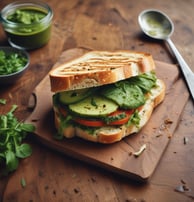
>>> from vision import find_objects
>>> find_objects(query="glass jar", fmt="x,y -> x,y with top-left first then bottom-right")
0,0 -> 53,50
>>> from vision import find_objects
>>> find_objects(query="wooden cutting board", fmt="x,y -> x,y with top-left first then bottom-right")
26,48 -> 189,181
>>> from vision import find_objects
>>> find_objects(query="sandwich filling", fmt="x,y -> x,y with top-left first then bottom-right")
53,71 -> 158,139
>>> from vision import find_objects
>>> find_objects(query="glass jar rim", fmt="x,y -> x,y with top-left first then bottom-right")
0,0 -> 53,26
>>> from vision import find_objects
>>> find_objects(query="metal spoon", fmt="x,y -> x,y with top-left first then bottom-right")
138,9 -> 194,101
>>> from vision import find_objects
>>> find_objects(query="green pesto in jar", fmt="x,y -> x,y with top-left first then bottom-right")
7,9 -> 46,24
5,8 -> 51,49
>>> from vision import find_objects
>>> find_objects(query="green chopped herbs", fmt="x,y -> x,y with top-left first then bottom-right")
90,97 -> 98,107
0,105 -> 35,175
0,50 -> 27,75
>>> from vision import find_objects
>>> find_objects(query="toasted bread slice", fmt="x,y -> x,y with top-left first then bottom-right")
53,79 -> 165,144
49,51 -> 155,93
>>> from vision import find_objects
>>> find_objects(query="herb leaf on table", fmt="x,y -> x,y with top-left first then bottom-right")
0,105 -> 35,175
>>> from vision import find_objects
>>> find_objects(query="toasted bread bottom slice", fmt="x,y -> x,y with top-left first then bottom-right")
54,79 -> 165,144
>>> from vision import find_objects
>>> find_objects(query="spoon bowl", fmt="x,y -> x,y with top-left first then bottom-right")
138,9 -> 174,40
138,9 -> 194,102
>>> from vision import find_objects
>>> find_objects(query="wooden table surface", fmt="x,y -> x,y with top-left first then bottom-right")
1,0 -> 194,201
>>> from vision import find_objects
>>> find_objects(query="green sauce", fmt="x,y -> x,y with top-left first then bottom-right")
7,9 -> 46,24
145,16 -> 171,38
5,25 -> 51,49
5,8 -> 52,49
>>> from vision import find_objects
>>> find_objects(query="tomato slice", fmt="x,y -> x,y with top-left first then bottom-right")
59,107 -> 139,127
74,109 -> 135,127
74,118 -> 105,127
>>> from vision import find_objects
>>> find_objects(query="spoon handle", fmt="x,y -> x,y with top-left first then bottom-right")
166,38 -> 194,102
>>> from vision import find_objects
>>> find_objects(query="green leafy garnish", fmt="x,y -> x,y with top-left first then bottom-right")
101,83 -> 145,109
126,110 -> 141,127
90,97 -> 98,107
54,115 -> 72,140
101,71 -> 157,109
128,71 -> 157,93
0,105 -> 35,175
103,112 -> 126,124
0,50 -> 27,75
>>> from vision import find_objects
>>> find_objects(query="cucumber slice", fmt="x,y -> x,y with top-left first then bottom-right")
59,88 -> 92,104
69,95 -> 118,117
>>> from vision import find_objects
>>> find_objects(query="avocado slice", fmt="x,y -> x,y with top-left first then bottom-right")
59,88 -> 93,104
69,95 -> 118,117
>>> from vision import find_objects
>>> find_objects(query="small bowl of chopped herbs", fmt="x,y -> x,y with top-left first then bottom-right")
0,46 -> 30,84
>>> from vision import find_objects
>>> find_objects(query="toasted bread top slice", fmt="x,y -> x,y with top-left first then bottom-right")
49,50 -> 155,93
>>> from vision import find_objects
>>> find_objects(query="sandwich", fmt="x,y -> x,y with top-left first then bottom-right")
49,50 -> 165,144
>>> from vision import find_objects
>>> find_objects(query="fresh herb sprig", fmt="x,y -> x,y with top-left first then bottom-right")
0,50 -> 27,75
0,105 -> 35,175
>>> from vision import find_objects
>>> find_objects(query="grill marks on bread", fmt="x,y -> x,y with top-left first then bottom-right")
49,51 -> 155,92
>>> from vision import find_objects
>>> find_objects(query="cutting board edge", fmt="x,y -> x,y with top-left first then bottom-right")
31,132 -> 152,182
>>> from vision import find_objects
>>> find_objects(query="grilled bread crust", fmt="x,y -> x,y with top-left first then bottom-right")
49,51 -> 155,93
53,79 -> 165,144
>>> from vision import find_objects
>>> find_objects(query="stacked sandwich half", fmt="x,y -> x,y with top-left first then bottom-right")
49,51 -> 165,144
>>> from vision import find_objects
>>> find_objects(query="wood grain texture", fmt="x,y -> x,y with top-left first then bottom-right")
1,0 -> 194,201
22,48 -> 189,182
